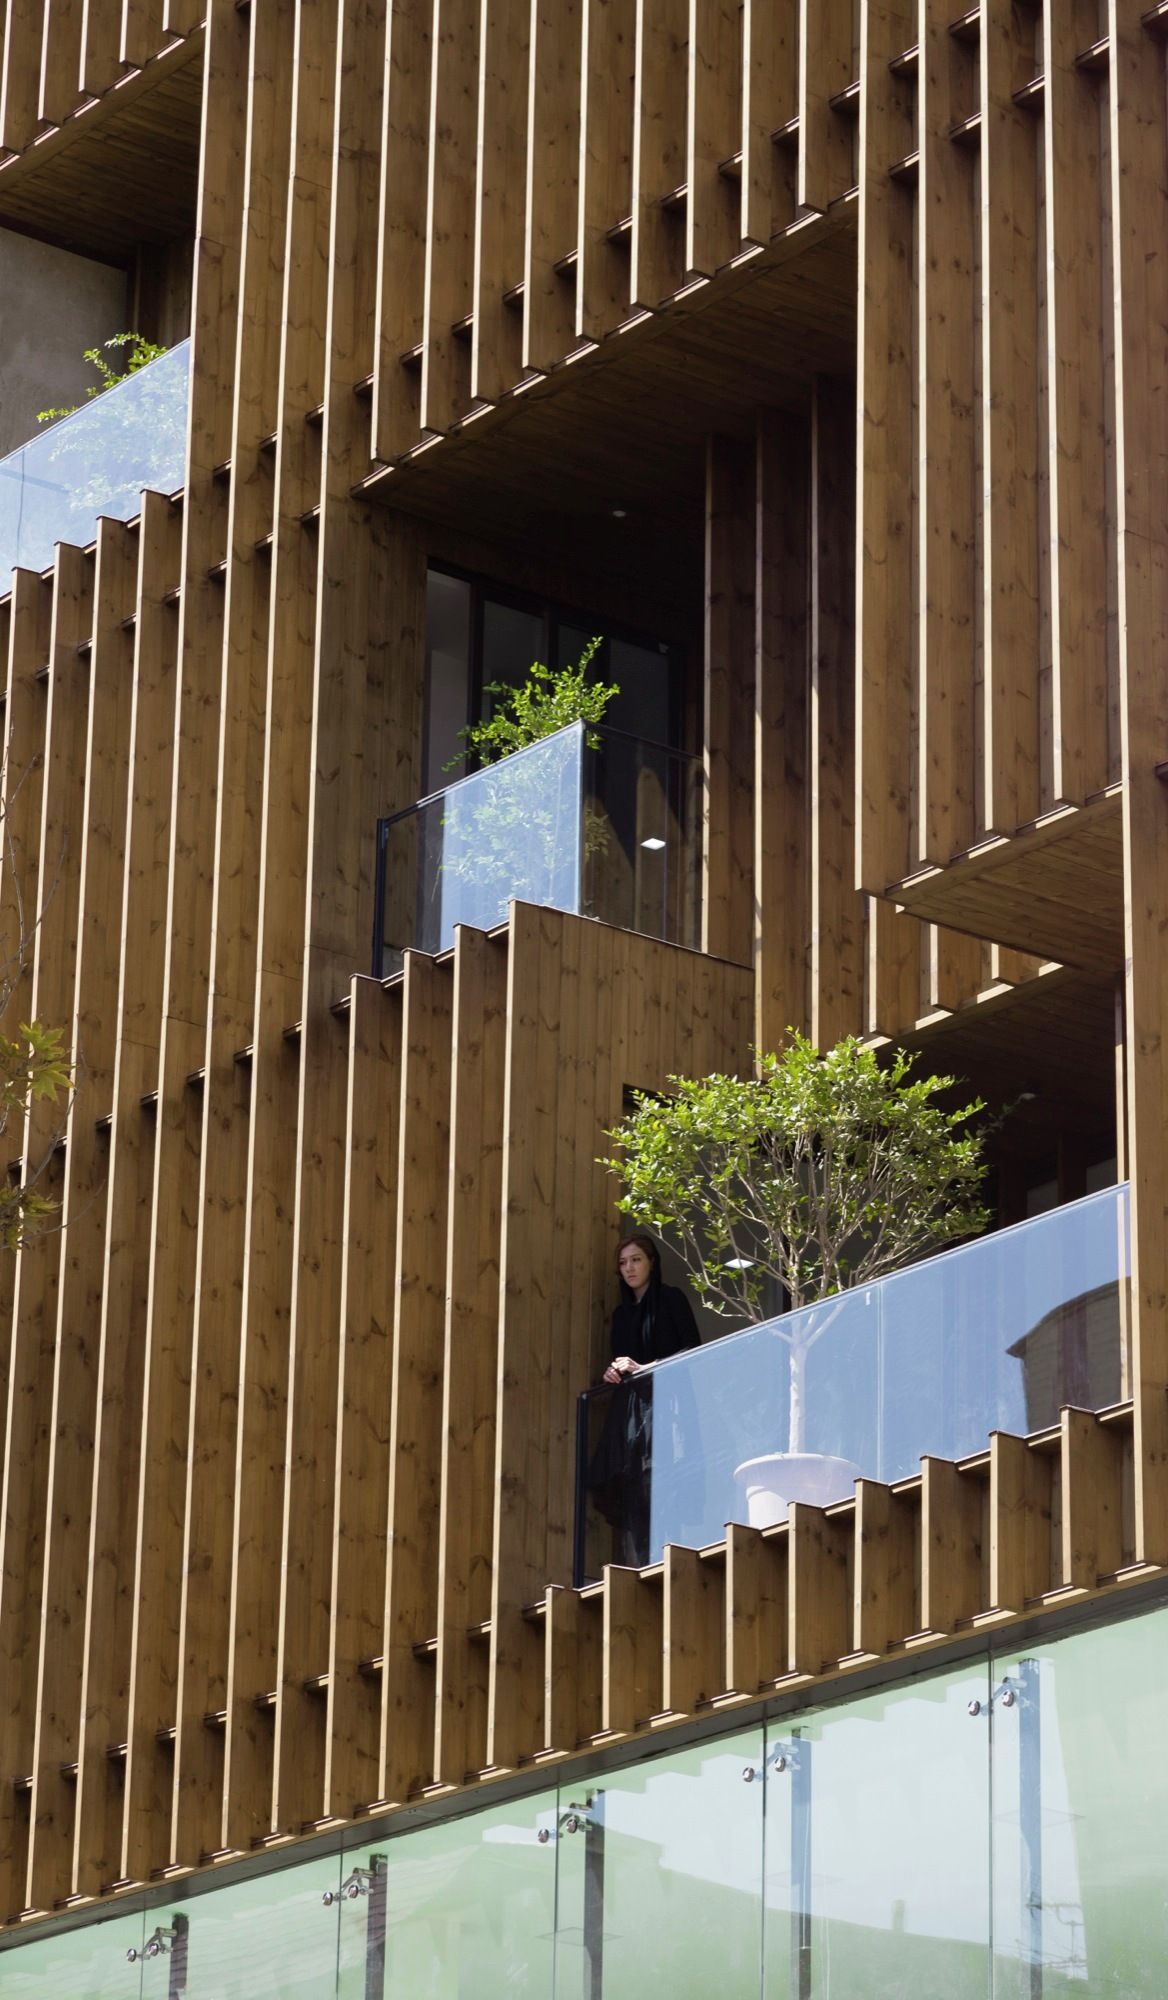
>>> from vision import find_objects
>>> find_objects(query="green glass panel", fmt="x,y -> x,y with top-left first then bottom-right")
0,1907 -> 145,1998
553,1727 -> 764,2000
763,1664 -> 992,1998
992,1605 -> 1168,1997
379,1788 -> 558,1999
154,1849 -> 344,1998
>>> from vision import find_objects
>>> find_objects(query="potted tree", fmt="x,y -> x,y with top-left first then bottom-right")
602,1033 -> 989,1522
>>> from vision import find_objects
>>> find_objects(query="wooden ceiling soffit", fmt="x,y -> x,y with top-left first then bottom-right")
0,32 -> 204,263
357,205 -> 857,538
889,788 -> 1124,974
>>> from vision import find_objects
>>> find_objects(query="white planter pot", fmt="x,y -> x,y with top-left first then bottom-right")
732,1451 -> 863,1528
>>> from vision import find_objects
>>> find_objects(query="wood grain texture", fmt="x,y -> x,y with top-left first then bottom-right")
0,0 -> 1158,1933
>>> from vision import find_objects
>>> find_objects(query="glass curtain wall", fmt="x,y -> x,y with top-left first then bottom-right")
4,1601 -> 1167,1997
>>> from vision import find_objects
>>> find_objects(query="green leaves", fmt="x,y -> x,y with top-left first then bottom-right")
38,331 -> 168,423
601,1032 -> 990,1327
0,1022 -> 72,1251
455,638 -> 618,765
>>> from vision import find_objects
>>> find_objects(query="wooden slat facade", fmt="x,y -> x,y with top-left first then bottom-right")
0,0 -> 1163,1929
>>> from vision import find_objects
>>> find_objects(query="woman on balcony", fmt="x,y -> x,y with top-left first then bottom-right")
588,1234 -> 701,1567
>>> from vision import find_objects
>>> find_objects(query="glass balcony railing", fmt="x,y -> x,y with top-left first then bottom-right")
0,339 -> 190,583
372,719 -> 702,974
576,1182 -> 1130,1582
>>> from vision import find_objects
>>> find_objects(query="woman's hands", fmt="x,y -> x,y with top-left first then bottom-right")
603,1356 -> 641,1384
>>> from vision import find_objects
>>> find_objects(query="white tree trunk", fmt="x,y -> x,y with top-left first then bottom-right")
788,1335 -> 809,1455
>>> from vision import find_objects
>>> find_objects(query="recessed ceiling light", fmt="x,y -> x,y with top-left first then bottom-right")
612,506 -> 627,519
640,836 -> 666,851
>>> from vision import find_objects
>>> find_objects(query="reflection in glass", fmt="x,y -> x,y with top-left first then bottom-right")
993,1607 -> 1168,1996
157,1849 -> 346,1999
554,1731 -> 764,2000
0,1906 -> 145,1998
577,1185 -> 1129,1580
763,1669 -> 991,1998
378,1790 -> 558,1998
0,342 -> 190,581
374,721 -> 701,974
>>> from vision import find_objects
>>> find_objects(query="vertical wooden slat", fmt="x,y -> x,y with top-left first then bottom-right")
1042,1 -> 1109,806
419,0 -> 480,436
725,1520 -> 785,1692
703,433 -> 755,968
0,568 -> 53,1918
72,499 -> 180,1902
787,1503 -> 850,1676
685,0 -> 740,277
1060,1408 -> 1124,1591
123,0 -> 248,1876
120,0 -> 162,68
487,905 -> 563,1771
797,0 -> 853,214
377,953 -> 452,1803
809,379 -> 860,1044
27,533 -> 132,1916
741,0 -> 797,246
38,0 -> 85,125
433,929 -> 506,1787
852,1479 -> 915,1655
601,1564 -> 661,1733
471,0 -> 528,400
80,0 -> 126,97
576,0 -> 633,343
522,0 -> 581,370
662,1544 -> 722,1713
170,0 -> 294,1872
917,0 -> 976,868
372,0 -> 432,460
0,0 -> 46,152
1110,0 -> 1168,1568
7,547 -> 95,1912
855,0 -> 915,895
323,982 -> 401,1819
629,0 -> 686,310
979,0 -> 1040,836
920,1457 -> 983,1633
988,1431 -> 1052,1612
755,408 -> 810,1049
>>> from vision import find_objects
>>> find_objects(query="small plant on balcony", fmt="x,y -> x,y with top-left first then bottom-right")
438,641 -> 618,919
37,331 -> 168,422
455,637 -> 617,764
32,333 -> 184,531
601,1033 -> 989,1464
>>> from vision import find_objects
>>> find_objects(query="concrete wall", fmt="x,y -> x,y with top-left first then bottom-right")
0,228 -> 130,458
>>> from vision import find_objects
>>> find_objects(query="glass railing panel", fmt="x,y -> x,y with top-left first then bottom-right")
877,1180 -> 1129,1480
554,1727 -> 765,2000
372,1786 -> 559,1997
576,1185 -> 1129,1579
151,1849 -> 346,1999
763,1663 -> 992,1998
0,1905 -> 146,1997
580,726 -> 702,950
0,340 -> 190,583
375,724 -> 585,971
373,721 -> 702,974
990,1602 -> 1168,1997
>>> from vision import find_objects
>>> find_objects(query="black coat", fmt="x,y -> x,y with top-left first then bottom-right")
609,1274 -> 701,1370
586,1274 -> 704,1569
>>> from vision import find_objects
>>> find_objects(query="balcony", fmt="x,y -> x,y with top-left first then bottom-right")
576,1184 -> 1129,1582
0,338 -> 190,582
372,719 -> 701,974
